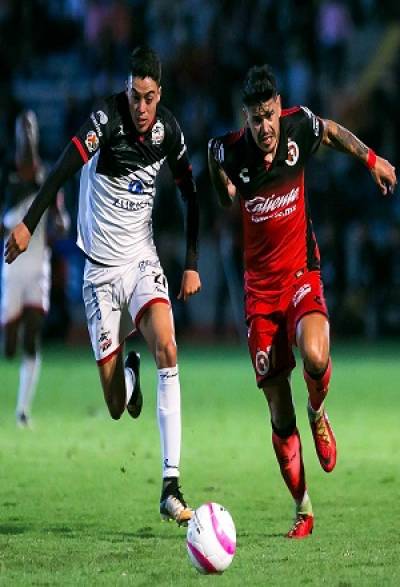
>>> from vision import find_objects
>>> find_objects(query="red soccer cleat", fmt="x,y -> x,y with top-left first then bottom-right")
286,514 -> 314,539
308,407 -> 337,473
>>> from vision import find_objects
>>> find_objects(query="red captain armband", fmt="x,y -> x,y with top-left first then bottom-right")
366,148 -> 377,170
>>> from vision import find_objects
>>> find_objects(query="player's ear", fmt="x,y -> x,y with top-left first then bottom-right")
276,94 -> 282,115
242,106 -> 249,124
158,85 -> 162,102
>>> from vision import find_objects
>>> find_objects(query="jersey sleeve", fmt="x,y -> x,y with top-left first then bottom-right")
164,114 -> 192,181
71,98 -> 115,163
298,106 -> 324,156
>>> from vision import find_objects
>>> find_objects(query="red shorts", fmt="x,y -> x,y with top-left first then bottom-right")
245,270 -> 329,387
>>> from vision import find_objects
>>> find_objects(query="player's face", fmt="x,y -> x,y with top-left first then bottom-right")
126,76 -> 161,133
245,95 -> 282,155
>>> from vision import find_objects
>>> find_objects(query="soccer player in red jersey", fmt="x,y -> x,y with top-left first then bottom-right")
208,65 -> 397,539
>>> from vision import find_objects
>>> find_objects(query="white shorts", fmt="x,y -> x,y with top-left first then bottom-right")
0,251 -> 51,326
83,255 -> 170,363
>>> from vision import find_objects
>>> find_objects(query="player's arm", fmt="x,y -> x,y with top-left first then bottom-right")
4,143 -> 83,263
321,119 -> 397,196
166,116 -> 201,301
208,139 -> 237,207
175,169 -> 202,301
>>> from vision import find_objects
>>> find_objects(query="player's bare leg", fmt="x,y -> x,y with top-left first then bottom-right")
97,350 -> 127,420
297,313 -> 337,472
14,308 -> 43,427
263,373 -> 313,538
139,302 -> 192,525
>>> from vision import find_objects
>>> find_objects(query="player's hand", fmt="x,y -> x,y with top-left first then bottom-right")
178,270 -> 201,301
4,222 -> 32,264
371,156 -> 397,196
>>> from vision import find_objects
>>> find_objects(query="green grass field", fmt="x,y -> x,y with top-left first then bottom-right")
0,341 -> 399,586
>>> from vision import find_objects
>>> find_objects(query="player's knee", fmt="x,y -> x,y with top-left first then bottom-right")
303,347 -> 328,376
155,338 -> 177,368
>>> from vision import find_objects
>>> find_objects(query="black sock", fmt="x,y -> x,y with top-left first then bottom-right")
271,418 -> 296,439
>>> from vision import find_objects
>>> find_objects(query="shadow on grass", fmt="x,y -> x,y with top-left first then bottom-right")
0,525 -> 27,535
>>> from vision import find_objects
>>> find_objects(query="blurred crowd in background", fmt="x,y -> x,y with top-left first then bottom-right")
1,0 -> 400,342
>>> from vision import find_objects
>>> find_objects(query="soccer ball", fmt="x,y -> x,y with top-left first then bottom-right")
186,502 -> 236,574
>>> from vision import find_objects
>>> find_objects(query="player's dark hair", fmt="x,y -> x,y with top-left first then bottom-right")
129,46 -> 162,85
242,65 -> 278,107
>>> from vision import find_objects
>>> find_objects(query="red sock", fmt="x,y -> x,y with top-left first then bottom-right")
304,357 -> 332,411
272,428 -> 306,502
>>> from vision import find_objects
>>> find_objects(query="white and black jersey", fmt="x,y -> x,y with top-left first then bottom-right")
23,92 -> 199,271
2,169 -> 48,262
72,93 -> 192,266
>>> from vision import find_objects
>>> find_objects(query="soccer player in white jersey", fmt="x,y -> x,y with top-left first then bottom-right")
1,110 -> 69,427
5,47 -> 201,525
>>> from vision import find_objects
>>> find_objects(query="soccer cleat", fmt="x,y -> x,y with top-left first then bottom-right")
16,412 -> 31,428
286,513 -> 314,539
160,477 -> 193,526
125,351 -> 143,419
308,404 -> 337,473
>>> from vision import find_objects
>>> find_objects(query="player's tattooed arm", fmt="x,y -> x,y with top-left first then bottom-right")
208,139 -> 237,207
321,119 -> 397,195
321,119 -> 368,160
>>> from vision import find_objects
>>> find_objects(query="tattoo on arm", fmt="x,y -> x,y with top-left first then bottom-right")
323,119 -> 368,162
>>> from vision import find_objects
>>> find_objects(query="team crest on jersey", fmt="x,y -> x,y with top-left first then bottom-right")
128,179 -> 144,194
285,140 -> 299,167
85,130 -> 99,153
255,348 -> 270,376
285,140 -> 299,166
151,120 -> 165,145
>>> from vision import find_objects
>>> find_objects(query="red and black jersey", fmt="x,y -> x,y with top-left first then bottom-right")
212,106 -> 323,293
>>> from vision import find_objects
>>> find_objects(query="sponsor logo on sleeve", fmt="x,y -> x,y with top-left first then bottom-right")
151,120 -> 165,145
90,110 -> 109,138
212,139 -> 225,164
96,110 -> 108,124
301,106 -> 320,136
85,130 -> 99,153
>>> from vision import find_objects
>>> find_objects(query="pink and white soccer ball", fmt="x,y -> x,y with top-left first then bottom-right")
186,502 -> 236,574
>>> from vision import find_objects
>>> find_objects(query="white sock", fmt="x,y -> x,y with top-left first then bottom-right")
296,491 -> 313,516
16,354 -> 41,417
157,365 -> 181,479
124,367 -> 136,405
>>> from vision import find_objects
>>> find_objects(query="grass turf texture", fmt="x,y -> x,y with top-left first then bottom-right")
0,341 -> 399,586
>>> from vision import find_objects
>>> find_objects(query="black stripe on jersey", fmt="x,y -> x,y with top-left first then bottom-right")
304,192 -> 320,271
